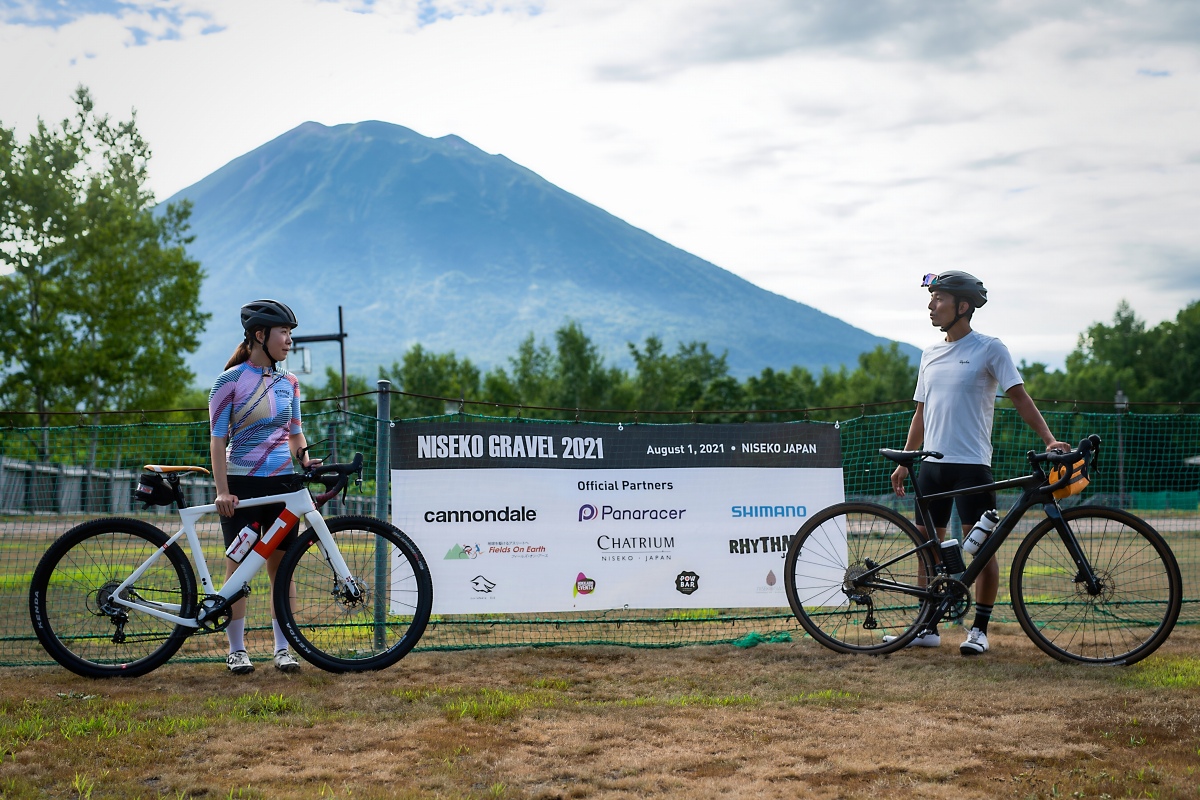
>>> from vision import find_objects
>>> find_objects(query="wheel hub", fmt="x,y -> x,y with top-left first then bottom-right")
1075,570 -> 1115,604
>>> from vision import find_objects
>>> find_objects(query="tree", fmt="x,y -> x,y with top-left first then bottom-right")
551,321 -> 630,412
801,343 -> 916,420
629,336 -> 731,412
0,87 -> 207,442
384,343 -> 482,418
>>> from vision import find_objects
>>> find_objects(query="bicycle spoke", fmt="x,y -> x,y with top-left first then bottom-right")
1011,507 -> 1181,665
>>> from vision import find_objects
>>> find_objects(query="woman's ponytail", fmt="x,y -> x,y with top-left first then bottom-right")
225,338 -> 252,369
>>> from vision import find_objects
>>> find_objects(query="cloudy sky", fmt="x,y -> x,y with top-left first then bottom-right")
3,0 -> 1198,369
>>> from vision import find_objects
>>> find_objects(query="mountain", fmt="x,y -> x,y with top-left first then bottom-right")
164,120 -> 918,386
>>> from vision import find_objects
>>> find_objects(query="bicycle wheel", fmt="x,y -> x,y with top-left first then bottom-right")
784,502 -> 936,654
275,515 -> 433,673
29,518 -> 198,678
1011,507 -> 1182,665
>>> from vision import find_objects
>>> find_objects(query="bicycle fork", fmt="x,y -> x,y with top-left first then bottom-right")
305,511 -> 368,606
1044,504 -> 1104,596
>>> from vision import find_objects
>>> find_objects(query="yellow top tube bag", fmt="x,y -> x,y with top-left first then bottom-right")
1048,458 -> 1090,499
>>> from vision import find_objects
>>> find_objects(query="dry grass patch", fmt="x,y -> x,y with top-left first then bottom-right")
0,624 -> 1197,798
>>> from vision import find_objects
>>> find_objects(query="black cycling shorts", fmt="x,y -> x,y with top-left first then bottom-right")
220,474 -> 303,552
914,462 -> 996,531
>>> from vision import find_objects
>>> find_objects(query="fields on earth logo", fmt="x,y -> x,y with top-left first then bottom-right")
573,572 -> 596,597
444,543 -> 481,560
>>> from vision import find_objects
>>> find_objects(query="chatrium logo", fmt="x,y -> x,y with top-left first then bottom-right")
573,572 -> 596,597
578,504 -> 598,522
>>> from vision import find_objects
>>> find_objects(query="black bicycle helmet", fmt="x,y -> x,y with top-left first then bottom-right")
240,299 -> 298,331
921,271 -> 988,308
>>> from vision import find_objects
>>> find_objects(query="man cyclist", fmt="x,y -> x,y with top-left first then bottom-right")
889,271 -> 1069,655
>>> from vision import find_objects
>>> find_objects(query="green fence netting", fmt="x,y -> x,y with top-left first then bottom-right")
2,408 -> 1196,665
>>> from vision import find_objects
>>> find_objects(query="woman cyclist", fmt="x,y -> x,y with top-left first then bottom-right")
209,299 -> 321,674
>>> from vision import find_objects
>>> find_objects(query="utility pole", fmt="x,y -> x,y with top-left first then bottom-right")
1114,384 -> 1128,507
292,306 -> 349,413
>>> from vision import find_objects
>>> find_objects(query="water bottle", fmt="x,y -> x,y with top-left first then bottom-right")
939,538 -> 966,574
963,509 -> 1000,556
225,522 -> 260,563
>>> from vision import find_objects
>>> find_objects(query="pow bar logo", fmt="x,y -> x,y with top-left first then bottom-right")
675,571 -> 700,596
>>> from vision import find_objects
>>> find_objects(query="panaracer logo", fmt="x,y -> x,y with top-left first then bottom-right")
444,543 -> 481,560
471,575 -> 496,593
578,504 -> 687,521
675,571 -> 699,595
573,573 -> 596,597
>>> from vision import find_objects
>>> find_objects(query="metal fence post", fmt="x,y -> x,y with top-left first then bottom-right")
374,379 -> 392,648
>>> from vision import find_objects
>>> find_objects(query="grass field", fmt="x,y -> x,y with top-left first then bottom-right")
2,511 -> 1199,798
1,626 -> 1198,799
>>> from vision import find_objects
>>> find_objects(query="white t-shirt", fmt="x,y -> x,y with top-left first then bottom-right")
913,331 -> 1023,466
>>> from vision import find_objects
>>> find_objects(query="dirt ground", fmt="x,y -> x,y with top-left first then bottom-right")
2,624 -> 1198,800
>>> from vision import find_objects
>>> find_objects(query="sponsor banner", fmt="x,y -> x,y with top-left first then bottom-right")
392,423 -> 843,613
391,421 -> 841,470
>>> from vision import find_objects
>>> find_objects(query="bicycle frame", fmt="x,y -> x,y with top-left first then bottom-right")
105,488 -> 361,628
864,462 -> 1102,603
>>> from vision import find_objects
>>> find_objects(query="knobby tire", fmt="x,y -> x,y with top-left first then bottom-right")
275,515 -> 433,673
28,518 -> 198,678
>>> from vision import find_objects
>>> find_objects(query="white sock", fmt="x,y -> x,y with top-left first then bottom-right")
271,619 -> 289,652
227,618 -> 246,654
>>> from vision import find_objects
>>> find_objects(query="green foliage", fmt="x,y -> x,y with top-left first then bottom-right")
371,322 -> 918,424
383,343 -> 483,418
0,86 -> 208,440
1022,299 -> 1200,407
302,366 -> 376,416
373,325 -> 920,422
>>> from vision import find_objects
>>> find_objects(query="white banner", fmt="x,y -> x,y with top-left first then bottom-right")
391,422 -> 843,614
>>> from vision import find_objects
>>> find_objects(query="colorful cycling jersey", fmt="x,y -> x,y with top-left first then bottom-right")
209,362 -> 302,477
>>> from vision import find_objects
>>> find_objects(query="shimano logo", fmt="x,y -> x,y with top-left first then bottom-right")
731,504 -> 806,519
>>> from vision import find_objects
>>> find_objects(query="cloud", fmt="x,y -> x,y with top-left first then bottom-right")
594,0 -> 1200,82
1126,245 -> 1200,294
1,0 -> 217,47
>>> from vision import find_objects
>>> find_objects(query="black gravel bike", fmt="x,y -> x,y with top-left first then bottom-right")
784,435 -> 1181,665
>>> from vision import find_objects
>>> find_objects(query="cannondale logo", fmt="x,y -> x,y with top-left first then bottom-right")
578,504 -> 598,522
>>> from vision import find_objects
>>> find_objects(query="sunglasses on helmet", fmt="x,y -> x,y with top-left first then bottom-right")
920,273 -> 939,287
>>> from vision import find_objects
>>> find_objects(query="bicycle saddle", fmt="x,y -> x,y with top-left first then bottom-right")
878,449 -> 944,466
142,465 -> 212,475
